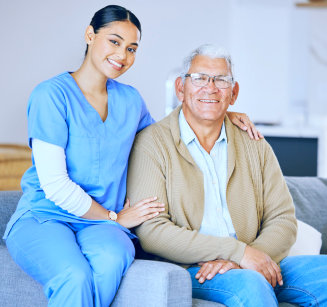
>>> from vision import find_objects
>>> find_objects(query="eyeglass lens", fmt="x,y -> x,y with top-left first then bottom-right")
191,74 -> 231,89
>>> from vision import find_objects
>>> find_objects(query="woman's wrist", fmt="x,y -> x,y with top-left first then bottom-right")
107,210 -> 117,221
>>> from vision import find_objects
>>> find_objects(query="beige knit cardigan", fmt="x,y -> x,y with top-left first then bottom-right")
127,106 -> 297,265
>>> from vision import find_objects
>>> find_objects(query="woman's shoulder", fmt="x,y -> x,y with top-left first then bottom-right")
28,72 -> 72,111
109,79 -> 141,97
32,72 -> 71,96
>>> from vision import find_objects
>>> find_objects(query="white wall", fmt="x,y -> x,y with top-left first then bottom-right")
1,0 -> 326,146
0,0 -> 231,144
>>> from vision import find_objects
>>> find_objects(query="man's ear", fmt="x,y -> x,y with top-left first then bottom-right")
85,25 -> 95,45
230,81 -> 239,106
175,77 -> 185,102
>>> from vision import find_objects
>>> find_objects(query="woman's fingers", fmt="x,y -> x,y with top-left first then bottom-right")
249,123 -> 263,141
233,112 -> 264,141
123,198 -> 130,209
140,205 -> 165,216
238,115 -> 256,140
133,196 -> 158,208
230,115 -> 249,132
117,196 -> 166,228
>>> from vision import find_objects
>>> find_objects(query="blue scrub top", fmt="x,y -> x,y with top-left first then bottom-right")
4,72 -> 154,239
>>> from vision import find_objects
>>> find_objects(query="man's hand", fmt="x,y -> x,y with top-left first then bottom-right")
240,245 -> 283,287
195,260 -> 240,284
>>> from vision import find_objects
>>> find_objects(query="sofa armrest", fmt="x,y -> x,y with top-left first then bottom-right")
111,259 -> 192,307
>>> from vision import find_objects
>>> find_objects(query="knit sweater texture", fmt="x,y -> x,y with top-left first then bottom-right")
127,106 -> 297,265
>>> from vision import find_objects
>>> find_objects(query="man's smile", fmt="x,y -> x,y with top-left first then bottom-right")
198,99 -> 220,103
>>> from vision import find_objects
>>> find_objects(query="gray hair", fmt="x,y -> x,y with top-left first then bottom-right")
181,44 -> 234,81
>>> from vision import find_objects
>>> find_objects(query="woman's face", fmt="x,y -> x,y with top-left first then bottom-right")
85,21 -> 140,79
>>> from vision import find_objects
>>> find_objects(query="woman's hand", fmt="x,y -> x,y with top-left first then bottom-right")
227,111 -> 264,140
195,259 -> 241,283
116,197 -> 165,229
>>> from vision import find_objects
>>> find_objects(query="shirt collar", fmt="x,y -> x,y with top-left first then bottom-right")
179,109 -> 196,146
179,109 -> 228,146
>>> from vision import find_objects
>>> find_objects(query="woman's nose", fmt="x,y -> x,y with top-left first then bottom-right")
116,47 -> 127,60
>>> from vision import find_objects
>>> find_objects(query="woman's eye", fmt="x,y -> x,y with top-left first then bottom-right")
127,47 -> 137,54
110,40 -> 119,46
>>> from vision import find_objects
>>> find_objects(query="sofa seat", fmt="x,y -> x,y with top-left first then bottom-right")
1,176 -> 327,306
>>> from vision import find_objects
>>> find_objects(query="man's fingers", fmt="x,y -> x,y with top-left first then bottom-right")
272,262 -> 283,286
266,265 -> 278,288
218,261 -> 237,274
198,263 -> 214,282
208,262 -> 225,278
262,268 -> 273,286
196,261 -> 238,283
195,265 -> 206,280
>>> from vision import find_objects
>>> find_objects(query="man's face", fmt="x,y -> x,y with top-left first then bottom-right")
176,55 -> 238,127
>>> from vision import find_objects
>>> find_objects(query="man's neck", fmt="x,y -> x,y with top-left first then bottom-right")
185,116 -> 224,153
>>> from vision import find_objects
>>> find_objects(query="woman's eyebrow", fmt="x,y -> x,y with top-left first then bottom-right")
109,33 -> 138,46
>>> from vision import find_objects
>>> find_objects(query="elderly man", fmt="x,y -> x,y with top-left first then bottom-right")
127,44 -> 327,306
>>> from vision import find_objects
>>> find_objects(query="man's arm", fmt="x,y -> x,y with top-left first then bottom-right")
237,139 -> 297,287
248,140 -> 297,263
127,135 -> 246,265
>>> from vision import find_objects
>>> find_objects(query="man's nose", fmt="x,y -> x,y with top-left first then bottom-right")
205,78 -> 219,92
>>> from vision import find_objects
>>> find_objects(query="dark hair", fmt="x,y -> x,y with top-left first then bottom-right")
85,5 -> 141,56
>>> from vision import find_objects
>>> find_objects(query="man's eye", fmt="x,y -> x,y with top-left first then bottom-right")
193,75 -> 206,81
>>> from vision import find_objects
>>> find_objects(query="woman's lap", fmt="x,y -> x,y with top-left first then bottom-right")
6,215 -> 135,306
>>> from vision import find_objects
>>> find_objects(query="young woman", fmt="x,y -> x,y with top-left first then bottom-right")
4,5 -> 262,307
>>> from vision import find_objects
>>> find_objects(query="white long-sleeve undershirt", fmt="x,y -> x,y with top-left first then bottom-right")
32,138 -> 92,217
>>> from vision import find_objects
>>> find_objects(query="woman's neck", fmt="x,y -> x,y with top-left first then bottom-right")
72,61 -> 108,96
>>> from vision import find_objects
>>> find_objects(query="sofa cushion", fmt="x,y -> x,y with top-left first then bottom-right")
0,245 -> 47,307
0,191 -> 22,246
285,176 -> 327,254
288,220 -> 322,256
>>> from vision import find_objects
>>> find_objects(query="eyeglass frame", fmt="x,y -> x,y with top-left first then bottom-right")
183,73 -> 234,89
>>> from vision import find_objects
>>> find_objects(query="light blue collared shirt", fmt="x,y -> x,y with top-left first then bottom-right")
179,110 -> 236,238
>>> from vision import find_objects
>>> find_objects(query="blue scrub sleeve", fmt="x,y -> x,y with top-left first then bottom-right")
27,82 -> 68,149
135,90 -> 155,133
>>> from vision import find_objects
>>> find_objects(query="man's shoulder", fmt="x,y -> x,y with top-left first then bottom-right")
134,112 -> 174,149
225,116 -> 272,166
226,117 -> 268,150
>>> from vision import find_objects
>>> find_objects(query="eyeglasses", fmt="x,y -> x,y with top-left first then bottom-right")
184,73 -> 234,89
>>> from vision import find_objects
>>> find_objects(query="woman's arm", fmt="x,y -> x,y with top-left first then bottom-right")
227,111 -> 263,140
33,138 -> 93,216
32,138 -> 164,227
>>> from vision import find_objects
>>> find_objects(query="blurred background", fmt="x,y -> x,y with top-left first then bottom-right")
0,0 -> 326,184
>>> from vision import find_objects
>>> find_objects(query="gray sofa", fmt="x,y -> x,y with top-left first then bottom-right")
1,177 -> 327,307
